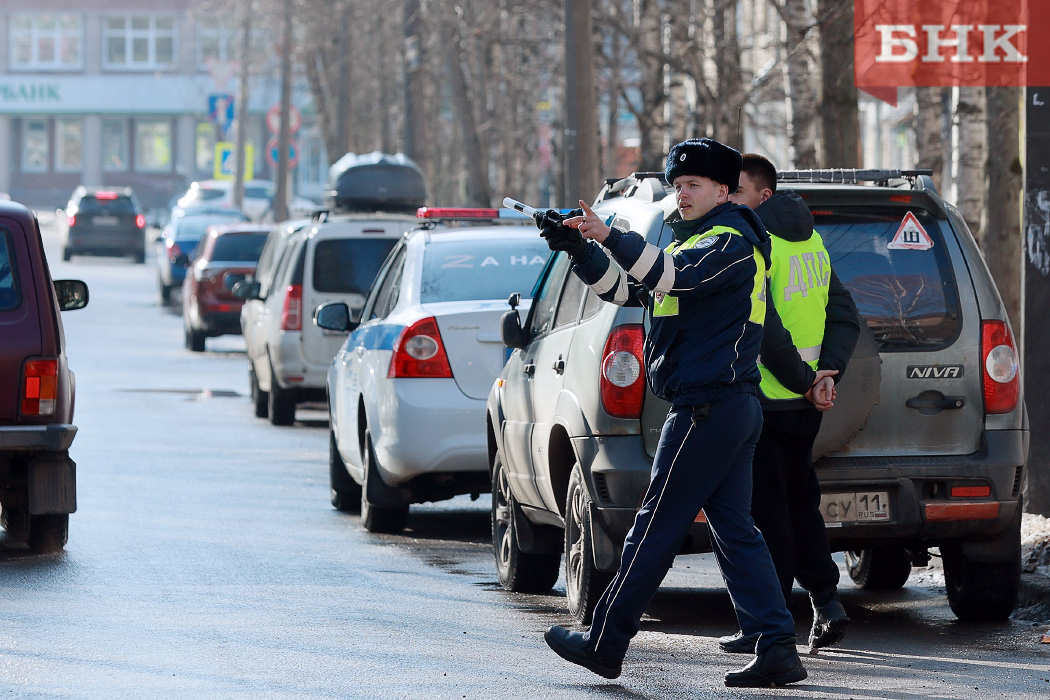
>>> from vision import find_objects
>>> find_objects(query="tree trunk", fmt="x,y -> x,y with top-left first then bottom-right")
816,0 -> 859,167
955,86 -> 987,241
983,86 -> 1022,332
783,0 -> 818,168
915,88 -> 945,192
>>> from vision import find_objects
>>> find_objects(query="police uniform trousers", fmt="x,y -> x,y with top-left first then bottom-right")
751,407 -> 841,605
582,391 -> 797,660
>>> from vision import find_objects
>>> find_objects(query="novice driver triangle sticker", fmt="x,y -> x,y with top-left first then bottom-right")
887,211 -> 934,251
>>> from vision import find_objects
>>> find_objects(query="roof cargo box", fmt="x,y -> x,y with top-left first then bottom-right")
325,151 -> 427,214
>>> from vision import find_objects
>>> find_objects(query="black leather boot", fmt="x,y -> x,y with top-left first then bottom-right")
717,630 -> 759,654
809,597 -> 850,649
544,625 -> 622,679
723,637 -> 807,688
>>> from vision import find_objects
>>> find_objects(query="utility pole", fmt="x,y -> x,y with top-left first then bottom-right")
274,0 -> 293,222
233,0 -> 252,210
564,0 -> 599,205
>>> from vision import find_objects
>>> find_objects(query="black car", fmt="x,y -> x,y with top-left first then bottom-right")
61,186 -> 146,263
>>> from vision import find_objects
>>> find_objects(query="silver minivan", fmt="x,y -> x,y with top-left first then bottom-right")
487,170 -> 1028,624
236,212 -> 414,425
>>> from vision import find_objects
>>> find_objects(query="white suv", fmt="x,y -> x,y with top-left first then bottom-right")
235,212 -> 414,425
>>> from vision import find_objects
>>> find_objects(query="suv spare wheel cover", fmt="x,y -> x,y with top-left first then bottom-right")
811,322 -> 881,460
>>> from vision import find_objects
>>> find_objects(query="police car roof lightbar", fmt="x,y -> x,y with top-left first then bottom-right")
416,206 -> 534,221
778,169 -> 934,184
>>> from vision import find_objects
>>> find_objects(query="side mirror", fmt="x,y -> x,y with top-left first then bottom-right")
507,292 -> 521,310
500,309 -> 527,349
154,234 -> 165,243
54,279 -> 89,311
173,253 -> 190,267
314,301 -> 356,333
231,280 -> 261,300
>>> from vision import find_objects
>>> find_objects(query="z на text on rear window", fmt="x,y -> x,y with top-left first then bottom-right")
421,238 -> 550,303
816,207 -> 959,350
312,238 -> 399,294
0,230 -> 22,311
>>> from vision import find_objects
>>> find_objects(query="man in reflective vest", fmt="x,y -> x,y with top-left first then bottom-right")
536,138 -> 808,688
720,153 -> 861,654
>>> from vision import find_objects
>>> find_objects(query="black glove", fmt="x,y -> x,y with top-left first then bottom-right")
538,209 -> 588,260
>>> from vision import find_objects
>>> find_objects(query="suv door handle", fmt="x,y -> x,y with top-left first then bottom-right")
906,392 -> 965,413
523,362 -> 536,376
552,355 -> 565,374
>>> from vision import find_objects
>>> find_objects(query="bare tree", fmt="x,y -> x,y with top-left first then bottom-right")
914,88 -> 945,191
815,0 -> 859,167
983,87 -> 1023,332
955,86 -> 987,240
775,0 -> 818,167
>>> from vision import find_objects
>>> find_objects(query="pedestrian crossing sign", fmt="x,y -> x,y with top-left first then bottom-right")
213,142 -> 254,181
887,211 -> 934,251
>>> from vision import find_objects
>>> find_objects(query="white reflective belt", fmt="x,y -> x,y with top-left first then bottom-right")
798,344 -> 822,362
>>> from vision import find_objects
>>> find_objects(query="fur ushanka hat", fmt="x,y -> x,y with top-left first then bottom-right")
664,138 -> 742,193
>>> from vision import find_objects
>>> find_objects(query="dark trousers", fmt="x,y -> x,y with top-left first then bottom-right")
751,408 -> 840,604
583,392 -> 796,659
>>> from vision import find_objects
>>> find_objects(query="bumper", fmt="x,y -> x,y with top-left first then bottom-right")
372,378 -> 489,486
197,309 -> 242,336
0,425 -> 78,451
68,230 -> 144,256
271,332 -> 329,395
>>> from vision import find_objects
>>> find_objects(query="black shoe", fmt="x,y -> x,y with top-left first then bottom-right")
717,630 -> 758,654
809,598 -> 850,649
724,638 -> 807,688
544,625 -> 622,679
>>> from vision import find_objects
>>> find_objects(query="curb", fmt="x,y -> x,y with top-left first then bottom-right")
1018,572 -> 1050,611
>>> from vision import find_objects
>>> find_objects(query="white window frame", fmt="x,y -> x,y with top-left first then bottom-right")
21,119 -> 49,173
54,119 -> 83,173
9,14 -> 83,70
196,16 -> 238,69
103,15 -> 177,70
102,119 -> 130,173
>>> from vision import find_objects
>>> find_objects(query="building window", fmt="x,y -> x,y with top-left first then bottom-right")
22,120 -> 48,173
103,15 -> 176,69
55,119 -> 82,173
9,14 -> 82,69
102,119 -> 129,172
135,120 -> 173,172
197,17 -> 238,68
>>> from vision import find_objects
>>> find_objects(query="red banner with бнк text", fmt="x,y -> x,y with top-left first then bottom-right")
855,0 -> 1050,104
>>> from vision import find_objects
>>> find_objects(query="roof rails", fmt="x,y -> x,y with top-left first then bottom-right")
778,169 -> 934,186
596,172 -> 670,204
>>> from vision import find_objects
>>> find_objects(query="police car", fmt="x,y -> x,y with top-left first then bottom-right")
316,208 -> 551,533
487,170 -> 1027,623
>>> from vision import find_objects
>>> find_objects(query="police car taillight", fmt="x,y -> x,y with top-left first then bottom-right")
21,358 -> 58,416
600,324 -> 645,419
389,317 -> 453,378
981,320 -> 1019,414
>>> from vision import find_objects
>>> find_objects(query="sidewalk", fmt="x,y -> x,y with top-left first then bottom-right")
1018,513 -> 1050,626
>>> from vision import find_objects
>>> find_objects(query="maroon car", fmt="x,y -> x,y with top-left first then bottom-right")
0,200 -> 88,552
182,223 -> 270,352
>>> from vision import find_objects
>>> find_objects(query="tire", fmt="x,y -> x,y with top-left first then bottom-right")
28,514 -> 69,554
268,364 -> 295,426
845,547 -> 912,590
360,430 -> 408,533
62,248 -> 73,262
159,281 -> 171,307
565,464 -> 614,623
491,449 -> 561,593
185,325 -> 206,352
249,363 -> 268,418
133,250 -> 146,264
941,504 -> 1022,622
330,428 -> 362,512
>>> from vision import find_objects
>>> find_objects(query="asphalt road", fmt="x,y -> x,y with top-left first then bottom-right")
1,214 -> 1048,699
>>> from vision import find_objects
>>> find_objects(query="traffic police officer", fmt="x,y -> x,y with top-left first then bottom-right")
538,138 -> 807,688
719,153 -> 861,654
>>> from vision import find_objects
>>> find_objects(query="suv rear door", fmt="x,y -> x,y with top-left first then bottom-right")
0,215 -> 42,421
299,225 -> 402,365
810,193 -> 984,455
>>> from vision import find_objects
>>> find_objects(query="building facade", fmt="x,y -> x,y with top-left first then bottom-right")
0,0 -> 325,211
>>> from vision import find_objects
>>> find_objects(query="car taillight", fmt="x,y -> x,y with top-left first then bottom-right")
67,214 -> 75,228
21,358 -> 58,416
280,284 -> 302,331
981,320 -> 1019,414
600,324 -> 645,419
388,317 -> 453,378
136,214 -> 145,228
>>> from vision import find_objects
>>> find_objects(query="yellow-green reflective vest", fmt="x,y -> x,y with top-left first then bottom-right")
652,225 -> 766,325
759,230 -> 831,399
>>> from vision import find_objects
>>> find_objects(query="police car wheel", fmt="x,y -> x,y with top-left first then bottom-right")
491,449 -> 560,593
